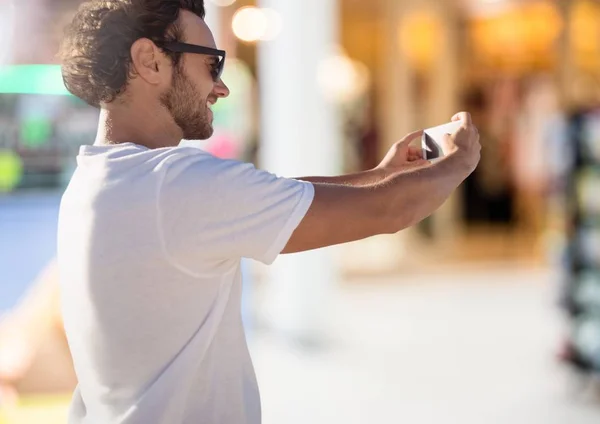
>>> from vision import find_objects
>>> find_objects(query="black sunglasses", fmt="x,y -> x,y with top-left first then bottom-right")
160,42 -> 226,81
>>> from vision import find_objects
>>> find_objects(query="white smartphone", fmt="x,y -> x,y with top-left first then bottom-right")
421,120 -> 463,160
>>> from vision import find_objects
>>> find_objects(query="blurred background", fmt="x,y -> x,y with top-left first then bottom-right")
1,0 -> 600,422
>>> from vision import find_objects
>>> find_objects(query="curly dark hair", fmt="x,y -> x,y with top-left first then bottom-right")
60,0 -> 205,107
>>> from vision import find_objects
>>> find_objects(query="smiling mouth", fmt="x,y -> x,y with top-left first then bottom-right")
206,100 -> 215,121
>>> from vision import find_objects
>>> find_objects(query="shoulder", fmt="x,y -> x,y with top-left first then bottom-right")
161,147 -> 255,178
156,147 -> 267,198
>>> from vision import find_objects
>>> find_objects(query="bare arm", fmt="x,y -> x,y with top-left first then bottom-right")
296,169 -> 387,187
282,112 -> 480,254
296,138 -> 425,187
282,153 -> 468,253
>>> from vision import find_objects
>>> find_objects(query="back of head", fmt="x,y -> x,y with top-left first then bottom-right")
59,0 -> 206,108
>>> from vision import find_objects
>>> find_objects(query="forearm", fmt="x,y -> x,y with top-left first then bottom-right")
374,153 -> 469,233
297,156 -> 468,236
283,114 -> 479,253
296,168 -> 387,187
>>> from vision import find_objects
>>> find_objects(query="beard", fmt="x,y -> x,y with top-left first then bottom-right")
160,66 -> 213,140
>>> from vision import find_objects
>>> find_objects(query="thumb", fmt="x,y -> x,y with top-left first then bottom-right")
451,111 -> 472,125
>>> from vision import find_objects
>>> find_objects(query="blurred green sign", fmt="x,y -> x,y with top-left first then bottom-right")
0,65 -> 70,96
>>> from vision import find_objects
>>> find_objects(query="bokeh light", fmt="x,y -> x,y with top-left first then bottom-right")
231,7 -> 282,42
0,150 -> 23,192
317,48 -> 370,104
21,119 -> 52,148
468,1 -> 563,72
570,0 -> 600,72
232,7 -> 268,43
398,10 -> 441,71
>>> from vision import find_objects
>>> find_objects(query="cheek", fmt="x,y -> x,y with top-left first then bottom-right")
181,62 -> 213,99
181,77 -> 212,107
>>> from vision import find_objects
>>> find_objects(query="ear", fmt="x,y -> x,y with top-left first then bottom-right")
130,38 -> 165,85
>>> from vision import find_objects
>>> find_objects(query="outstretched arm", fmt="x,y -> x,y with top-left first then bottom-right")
283,113 -> 480,254
296,130 -> 428,187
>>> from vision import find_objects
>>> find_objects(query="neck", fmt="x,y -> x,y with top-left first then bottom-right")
95,101 -> 182,149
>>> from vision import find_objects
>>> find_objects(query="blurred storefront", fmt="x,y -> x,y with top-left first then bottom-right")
336,0 -> 600,272
185,0 -> 600,274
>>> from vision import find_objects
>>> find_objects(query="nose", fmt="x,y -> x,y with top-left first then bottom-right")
213,78 -> 230,98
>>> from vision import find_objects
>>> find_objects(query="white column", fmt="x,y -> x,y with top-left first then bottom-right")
204,0 -> 222,47
0,0 -> 16,65
257,0 -> 341,343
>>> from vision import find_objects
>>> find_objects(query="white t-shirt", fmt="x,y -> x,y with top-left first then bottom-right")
57,142 -> 314,424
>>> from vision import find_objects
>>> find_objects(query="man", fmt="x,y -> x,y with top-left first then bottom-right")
57,1 -> 480,423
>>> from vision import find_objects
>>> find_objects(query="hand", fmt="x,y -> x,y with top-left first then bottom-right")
0,314 -> 37,406
375,129 -> 429,175
0,382 -> 18,406
443,112 -> 481,172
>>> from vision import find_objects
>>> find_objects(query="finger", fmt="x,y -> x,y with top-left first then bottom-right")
404,159 -> 430,169
451,111 -> 472,125
407,146 -> 423,159
396,129 -> 424,147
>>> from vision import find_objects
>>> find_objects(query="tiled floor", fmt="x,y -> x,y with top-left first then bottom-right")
250,266 -> 600,424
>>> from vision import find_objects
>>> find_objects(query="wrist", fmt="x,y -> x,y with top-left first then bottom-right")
370,166 -> 390,182
436,150 -> 476,180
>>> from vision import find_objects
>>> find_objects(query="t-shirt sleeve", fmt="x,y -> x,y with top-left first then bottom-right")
157,150 -> 314,273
